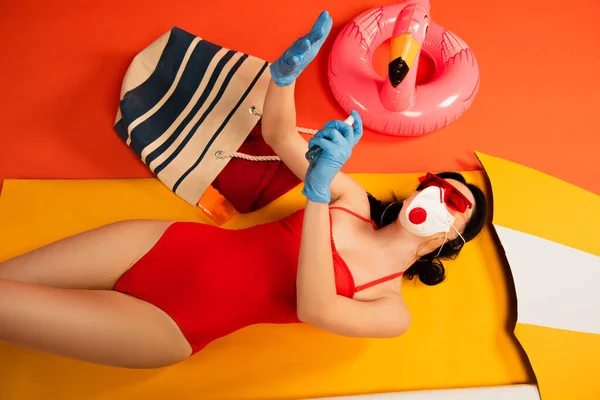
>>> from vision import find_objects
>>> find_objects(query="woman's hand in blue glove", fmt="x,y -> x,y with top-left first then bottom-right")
302,110 -> 363,203
270,11 -> 333,87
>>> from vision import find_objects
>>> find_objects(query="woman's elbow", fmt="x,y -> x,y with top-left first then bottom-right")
261,121 -> 290,147
261,130 -> 277,147
385,314 -> 411,338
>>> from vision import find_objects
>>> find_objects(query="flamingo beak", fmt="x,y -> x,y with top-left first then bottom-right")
389,33 -> 421,87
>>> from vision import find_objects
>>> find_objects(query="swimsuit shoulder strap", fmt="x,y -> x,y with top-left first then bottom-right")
354,271 -> 405,293
330,206 -> 401,292
329,206 -> 377,228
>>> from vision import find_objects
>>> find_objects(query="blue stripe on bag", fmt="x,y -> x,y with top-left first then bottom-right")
129,40 -> 223,156
153,53 -> 248,175
113,118 -> 128,142
119,27 -> 195,128
172,61 -> 269,192
144,50 -> 237,167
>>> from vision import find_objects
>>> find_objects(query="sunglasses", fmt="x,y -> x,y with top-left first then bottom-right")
418,173 -> 473,213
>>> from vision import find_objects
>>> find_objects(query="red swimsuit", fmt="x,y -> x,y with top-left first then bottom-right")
114,207 -> 404,354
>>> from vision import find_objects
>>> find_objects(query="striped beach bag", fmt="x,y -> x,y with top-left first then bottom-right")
114,27 -> 272,223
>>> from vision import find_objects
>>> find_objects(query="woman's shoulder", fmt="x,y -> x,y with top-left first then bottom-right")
355,279 -> 406,302
330,191 -> 372,220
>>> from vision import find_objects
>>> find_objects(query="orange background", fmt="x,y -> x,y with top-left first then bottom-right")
1,0 -> 600,193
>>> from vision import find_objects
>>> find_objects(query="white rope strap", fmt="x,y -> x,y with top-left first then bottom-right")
215,151 -> 282,162
215,106 -> 317,162
296,127 -> 318,135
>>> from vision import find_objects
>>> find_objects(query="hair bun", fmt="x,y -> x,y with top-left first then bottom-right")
418,259 -> 446,286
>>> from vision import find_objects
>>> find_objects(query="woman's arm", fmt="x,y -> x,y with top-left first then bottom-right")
269,11 -> 409,338
262,11 -> 365,204
296,200 -> 411,338
262,81 -> 364,204
295,200 -> 336,314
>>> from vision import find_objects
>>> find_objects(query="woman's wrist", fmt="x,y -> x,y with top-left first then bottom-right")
305,198 -> 331,208
302,181 -> 332,204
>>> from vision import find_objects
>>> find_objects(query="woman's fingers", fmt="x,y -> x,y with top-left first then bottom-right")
322,120 -> 354,144
314,128 -> 347,146
295,38 -> 311,55
322,110 -> 364,146
308,136 -> 337,154
309,11 -> 332,43
284,51 -> 300,67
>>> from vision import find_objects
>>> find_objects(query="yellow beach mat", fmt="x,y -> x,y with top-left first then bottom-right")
478,153 -> 600,400
0,173 -> 531,400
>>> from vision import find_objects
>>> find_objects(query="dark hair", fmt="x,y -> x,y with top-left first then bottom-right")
368,172 -> 487,286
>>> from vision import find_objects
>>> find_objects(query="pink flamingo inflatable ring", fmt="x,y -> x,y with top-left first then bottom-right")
328,0 -> 480,136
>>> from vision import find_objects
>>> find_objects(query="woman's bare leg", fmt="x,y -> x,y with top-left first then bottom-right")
0,219 -> 173,289
0,278 -> 192,368
0,219 -> 193,367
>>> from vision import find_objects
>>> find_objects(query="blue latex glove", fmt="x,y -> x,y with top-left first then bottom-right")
270,11 -> 333,87
302,110 -> 363,203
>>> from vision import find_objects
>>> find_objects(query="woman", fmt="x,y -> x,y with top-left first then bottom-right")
0,11 -> 487,369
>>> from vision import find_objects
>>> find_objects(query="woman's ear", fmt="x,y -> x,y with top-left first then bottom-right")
415,235 -> 446,259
